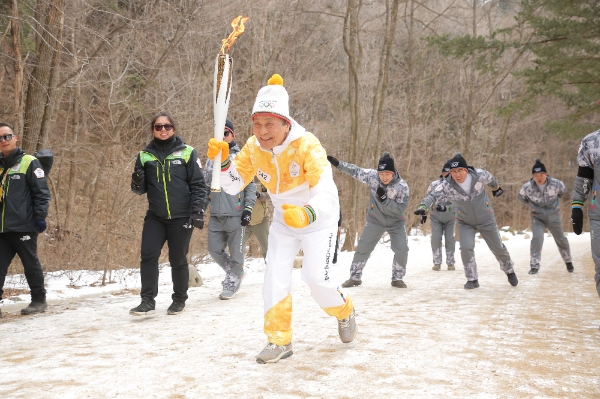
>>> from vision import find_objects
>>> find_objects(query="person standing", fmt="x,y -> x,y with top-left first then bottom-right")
205,119 -> 256,299
130,112 -> 209,316
243,177 -> 270,261
0,123 -> 50,317
327,152 -> 411,288
572,128 -> 600,297
415,153 -> 518,289
207,74 -> 356,364
422,161 -> 456,271
518,159 -> 573,274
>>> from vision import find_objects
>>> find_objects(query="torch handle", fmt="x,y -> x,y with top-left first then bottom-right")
211,54 -> 233,192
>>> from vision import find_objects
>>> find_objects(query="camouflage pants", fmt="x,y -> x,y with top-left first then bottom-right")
430,212 -> 456,266
207,215 -> 245,278
349,221 -> 408,281
530,212 -> 571,269
458,219 -> 514,281
589,219 -> 600,298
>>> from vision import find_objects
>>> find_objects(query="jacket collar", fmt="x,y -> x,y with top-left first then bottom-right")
0,147 -> 24,169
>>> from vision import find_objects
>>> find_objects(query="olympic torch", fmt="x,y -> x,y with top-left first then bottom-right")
211,16 -> 249,192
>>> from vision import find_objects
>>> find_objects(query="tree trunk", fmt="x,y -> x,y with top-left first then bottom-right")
341,0 -> 362,252
23,0 -> 65,153
10,0 -> 25,134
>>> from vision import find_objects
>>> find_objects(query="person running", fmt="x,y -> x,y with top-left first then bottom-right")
242,177 -> 270,261
130,112 -> 209,316
572,128 -> 600,297
207,74 -> 356,364
205,119 -> 256,299
327,152 -> 410,288
0,123 -> 50,318
518,158 -> 573,274
415,153 -> 518,289
422,161 -> 456,271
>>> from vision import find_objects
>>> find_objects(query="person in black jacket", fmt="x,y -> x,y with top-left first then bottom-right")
0,123 -> 50,318
129,112 -> 209,316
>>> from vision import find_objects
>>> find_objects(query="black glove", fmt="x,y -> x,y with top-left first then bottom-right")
132,168 -> 145,187
492,187 -> 504,197
187,208 -> 204,229
34,219 -> 47,233
414,207 -> 427,216
327,155 -> 339,168
241,208 -> 252,226
420,215 -> 427,224
376,187 -> 387,202
571,207 -> 583,235
436,204 -> 447,212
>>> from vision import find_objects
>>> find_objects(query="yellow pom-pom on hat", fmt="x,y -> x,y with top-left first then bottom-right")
268,74 -> 284,86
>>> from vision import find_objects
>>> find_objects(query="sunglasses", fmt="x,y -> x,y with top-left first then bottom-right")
0,134 -> 14,142
154,124 -> 173,131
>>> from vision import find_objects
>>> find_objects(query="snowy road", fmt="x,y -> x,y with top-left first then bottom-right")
1,232 -> 599,398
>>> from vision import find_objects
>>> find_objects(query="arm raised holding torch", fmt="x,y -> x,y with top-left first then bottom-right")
208,16 -> 248,192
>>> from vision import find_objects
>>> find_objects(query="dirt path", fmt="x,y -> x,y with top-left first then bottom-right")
1,234 -> 599,398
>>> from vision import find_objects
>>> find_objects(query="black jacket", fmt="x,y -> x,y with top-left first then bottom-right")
132,136 -> 209,219
0,148 -> 51,233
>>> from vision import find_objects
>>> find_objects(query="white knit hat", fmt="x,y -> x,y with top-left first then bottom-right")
251,74 -> 290,123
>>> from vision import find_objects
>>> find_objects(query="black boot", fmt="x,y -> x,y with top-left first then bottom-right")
129,298 -> 156,316
507,272 -> 518,287
566,262 -> 574,273
21,300 -> 48,315
167,300 -> 185,315
464,280 -> 479,289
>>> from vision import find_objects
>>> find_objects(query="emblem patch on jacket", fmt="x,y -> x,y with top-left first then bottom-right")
34,168 -> 45,178
257,167 -> 271,183
289,161 -> 300,178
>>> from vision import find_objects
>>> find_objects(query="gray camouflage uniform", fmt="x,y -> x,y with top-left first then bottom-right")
572,129 -> 600,296
335,161 -> 410,282
518,177 -> 571,270
426,178 -> 456,267
420,168 -> 514,282
205,142 -> 256,287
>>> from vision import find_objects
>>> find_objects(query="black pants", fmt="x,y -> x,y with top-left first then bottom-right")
140,214 -> 193,302
0,232 -> 46,301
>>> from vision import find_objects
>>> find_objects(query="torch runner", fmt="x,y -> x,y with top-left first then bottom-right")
211,16 -> 249,192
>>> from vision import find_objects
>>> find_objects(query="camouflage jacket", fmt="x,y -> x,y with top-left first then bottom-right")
573,129 -> 600,221
420,168 -> 499,226
518,176 -> 565,216
336,160 -> 409,227
425,177 -> 455,218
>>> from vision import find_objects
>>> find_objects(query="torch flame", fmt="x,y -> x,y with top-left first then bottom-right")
219,16 -> 249,55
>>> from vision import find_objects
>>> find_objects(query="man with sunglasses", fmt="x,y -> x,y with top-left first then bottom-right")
0,123 -> 50,318
414,153 -> 518,289
204,119 -> 256,300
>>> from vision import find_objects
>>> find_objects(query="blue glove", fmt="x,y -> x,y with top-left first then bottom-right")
34,219 -> 47,233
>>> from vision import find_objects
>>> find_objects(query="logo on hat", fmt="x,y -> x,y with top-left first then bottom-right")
258,100 -> 277,109
451,162 -> 459,167
378,164 -> 386,170
534,167 -> 541,172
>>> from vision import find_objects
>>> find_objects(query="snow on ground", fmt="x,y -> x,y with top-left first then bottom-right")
1,231 -> 600,398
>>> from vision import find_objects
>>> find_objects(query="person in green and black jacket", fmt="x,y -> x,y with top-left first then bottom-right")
0,123 -> 50,318
129,112 -> 209,316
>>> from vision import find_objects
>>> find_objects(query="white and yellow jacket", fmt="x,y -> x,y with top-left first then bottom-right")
220,118 -> 339,233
